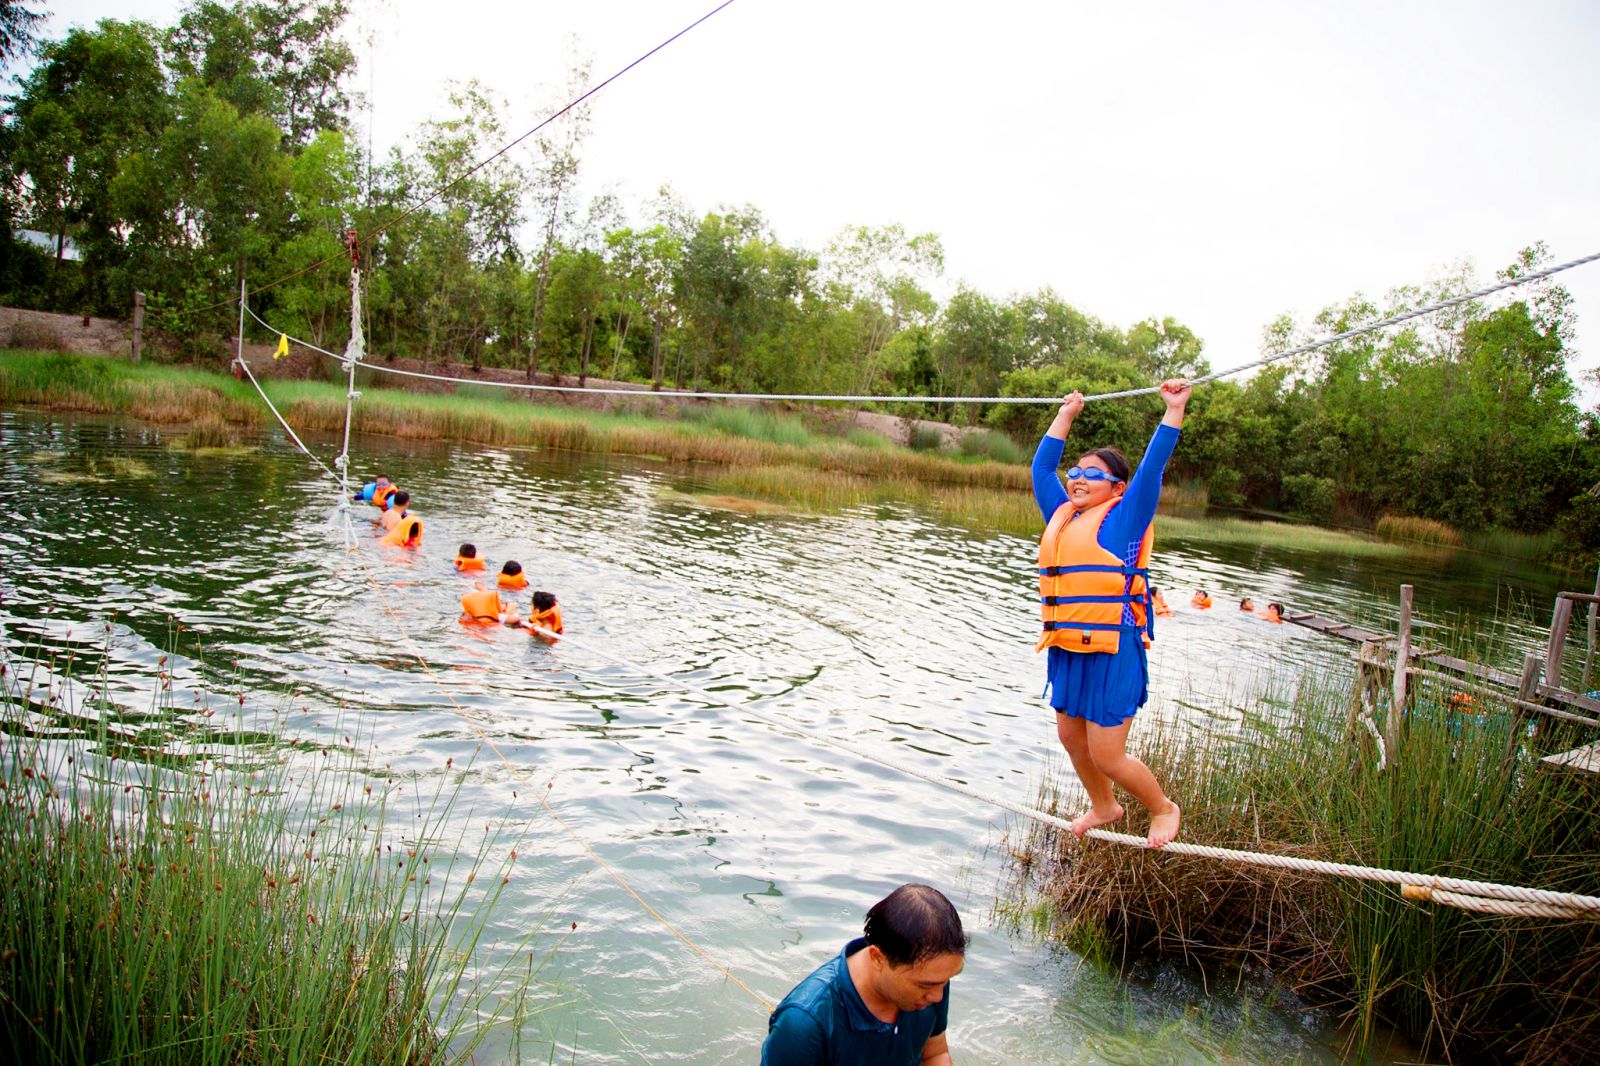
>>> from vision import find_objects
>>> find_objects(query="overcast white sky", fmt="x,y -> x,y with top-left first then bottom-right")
43,0 -> 1600,398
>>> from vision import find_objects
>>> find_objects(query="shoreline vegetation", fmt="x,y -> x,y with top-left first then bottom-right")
1,349 -> 1569,568
1003,666 -> 1600,1062
0,641 -> 559,1064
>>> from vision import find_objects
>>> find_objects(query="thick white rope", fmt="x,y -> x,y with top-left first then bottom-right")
537,626 -> 1600,917
245,249 -> 1600,406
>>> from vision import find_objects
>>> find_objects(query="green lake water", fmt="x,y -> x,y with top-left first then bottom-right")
0,406 -> 1577,1063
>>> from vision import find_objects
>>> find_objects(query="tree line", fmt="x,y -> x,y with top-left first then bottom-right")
1,1 -> 1595,546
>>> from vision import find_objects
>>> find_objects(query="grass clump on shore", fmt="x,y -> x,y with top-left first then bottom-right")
1376,514 -> 1463,548
0,646 -> 559,1064
1007,670 -> 1600,1062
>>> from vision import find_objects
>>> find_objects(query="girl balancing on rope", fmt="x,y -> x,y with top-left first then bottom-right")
1032,380 -> 1190,848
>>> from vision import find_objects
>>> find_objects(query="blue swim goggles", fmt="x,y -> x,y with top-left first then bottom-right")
1064,466 -> 1124,483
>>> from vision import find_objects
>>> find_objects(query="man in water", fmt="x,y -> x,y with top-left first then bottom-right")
761,883 -> 966,1065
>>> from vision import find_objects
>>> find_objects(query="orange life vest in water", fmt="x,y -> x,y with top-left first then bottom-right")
454,555 -> 486,573
383,513 -> 423,548
526,605 -> 563,643
459,588 -> 503,623
373,484 -> 398,509
1036,498 -> 1153,655
497,572 -> 528,590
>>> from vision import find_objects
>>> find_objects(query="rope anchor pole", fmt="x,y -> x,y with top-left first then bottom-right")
337,229 -> 364,549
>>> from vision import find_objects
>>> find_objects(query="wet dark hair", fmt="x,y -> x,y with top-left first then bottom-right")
458,543 -> 476,558
1269,602 -> 1284,614
391,490 -> 411,507
863,883 -> 967,967
501,560 -> 522,576
1077,446 -> 1130,482
532,590 -> 557,612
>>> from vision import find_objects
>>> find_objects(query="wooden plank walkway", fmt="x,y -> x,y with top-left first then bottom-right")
1286,612 -> 1600,715
1542,740 -> 1600,775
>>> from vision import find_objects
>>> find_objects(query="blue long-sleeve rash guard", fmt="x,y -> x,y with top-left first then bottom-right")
1032,423 -> 1181,563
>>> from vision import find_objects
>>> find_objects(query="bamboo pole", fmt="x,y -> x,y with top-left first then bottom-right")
1388,584 -> 1412,758
1546,595 -> 1575,689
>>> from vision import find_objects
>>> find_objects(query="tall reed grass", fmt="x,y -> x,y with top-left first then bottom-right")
1008,667 -> 1600,1061
1376,514 -> 1463,548
956,429 -> 1025,465
0,643 -> 561,1064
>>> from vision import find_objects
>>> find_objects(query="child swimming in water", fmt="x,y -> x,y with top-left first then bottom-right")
459,583 -> 507,624
1191,590 -> 1212,609
1239,597 -> 1254,612
1263,602 -> 1284,623
455,543 -> 486,572
516,591 -> 563,644
497,561 -> 528,590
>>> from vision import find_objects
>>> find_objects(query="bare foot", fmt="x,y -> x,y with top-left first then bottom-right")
1147,801 -> 1181,848
1069,803 -> 1124,839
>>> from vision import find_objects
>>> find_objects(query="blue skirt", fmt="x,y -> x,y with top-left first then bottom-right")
1045,641 -> 1148,726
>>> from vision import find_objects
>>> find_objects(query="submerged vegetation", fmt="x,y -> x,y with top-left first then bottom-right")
0,643 -> 561,1063
1007,667 -> 1600,1062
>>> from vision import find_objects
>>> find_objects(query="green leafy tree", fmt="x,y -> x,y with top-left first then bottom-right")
821,223 -> 943,393
167,0 -> 353,148
8,20 -> 171,310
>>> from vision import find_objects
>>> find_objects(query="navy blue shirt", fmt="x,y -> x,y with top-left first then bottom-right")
761,938 -> 949,1066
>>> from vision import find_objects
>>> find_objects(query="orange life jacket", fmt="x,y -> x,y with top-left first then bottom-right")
1263,606 -> 1283,624
1151,590 -> 1173,617
459,588 -> 502,623
383,513 -> 423,548
497,572 -> 528,590
1036,498 -> 1153,655
373,484 -> 398,509
526,605 -> 563,643
1191,592 -> 1212,609
454,555 -> 486,573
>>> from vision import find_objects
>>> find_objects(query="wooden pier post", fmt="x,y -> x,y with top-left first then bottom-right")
1546,595 -> 1575,689
1503,652 -> 1543,769
1388,584 -> 1413,758
130,291 -> 145,365
1583,566 -> 1598,691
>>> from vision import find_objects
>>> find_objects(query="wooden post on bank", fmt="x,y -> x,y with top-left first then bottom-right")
1388,584 -> 1413,758
131,291 -> 145,365
1503,651 -> 1543,770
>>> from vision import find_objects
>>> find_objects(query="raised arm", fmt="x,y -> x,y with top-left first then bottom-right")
1031,392 -> 1084,522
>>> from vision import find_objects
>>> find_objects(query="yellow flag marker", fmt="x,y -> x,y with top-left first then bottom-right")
274,333 -> 289,359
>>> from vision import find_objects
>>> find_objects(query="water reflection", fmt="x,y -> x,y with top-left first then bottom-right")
0,408 -> 1568,1064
